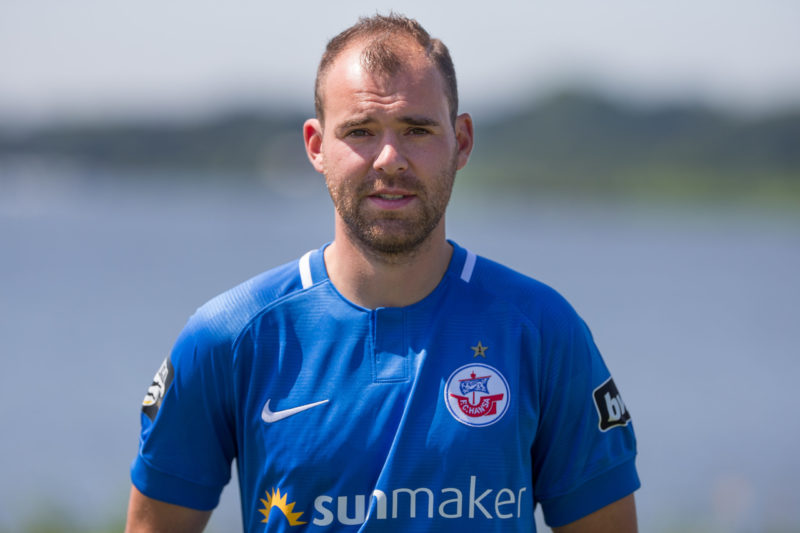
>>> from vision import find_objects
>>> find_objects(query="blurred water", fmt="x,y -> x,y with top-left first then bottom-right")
1,168 -> 798,532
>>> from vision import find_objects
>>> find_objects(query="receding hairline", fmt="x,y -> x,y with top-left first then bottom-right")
316,38 -> 442,107
313,15 -> 459,125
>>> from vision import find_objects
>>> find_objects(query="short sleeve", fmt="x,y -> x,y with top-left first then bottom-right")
130,315 -> 237,510
532,309 -> 639,527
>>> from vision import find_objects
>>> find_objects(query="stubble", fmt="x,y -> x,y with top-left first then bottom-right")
325,153 -> 457,261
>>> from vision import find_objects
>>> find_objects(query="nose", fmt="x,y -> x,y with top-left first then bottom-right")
373,135 -> 408,175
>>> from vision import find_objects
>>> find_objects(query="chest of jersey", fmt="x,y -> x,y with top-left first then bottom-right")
231,285 -> 540,530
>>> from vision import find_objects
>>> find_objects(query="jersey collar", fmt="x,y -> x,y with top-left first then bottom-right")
298,241 -> 475,306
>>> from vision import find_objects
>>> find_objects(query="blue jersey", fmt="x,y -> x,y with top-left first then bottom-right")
132,242 -> 639,531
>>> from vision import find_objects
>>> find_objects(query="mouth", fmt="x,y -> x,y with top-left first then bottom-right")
366,190 -> 417,210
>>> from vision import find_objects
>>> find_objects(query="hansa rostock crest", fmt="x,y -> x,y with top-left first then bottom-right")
445,363 -> 509,427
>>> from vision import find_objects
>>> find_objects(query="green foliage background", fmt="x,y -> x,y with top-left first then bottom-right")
2,90 -> 798,207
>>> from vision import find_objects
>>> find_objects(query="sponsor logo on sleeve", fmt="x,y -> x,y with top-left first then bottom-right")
592,377 -> 631,431
142,356 -> 174,421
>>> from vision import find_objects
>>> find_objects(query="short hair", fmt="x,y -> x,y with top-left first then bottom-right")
314,13 -> 458,124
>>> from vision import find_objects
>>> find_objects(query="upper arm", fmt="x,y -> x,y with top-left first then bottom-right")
532,300 -> 640,525
131,321 -> 237,510
125,485 -> 212,533
552,494 -> 637,533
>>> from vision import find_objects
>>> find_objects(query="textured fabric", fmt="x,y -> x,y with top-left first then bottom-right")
131,241 -> 639,531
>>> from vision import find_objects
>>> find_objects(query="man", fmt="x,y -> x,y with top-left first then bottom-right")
126,14 -> 639,532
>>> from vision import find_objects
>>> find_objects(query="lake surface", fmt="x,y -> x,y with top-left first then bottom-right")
1,167 -> 798,532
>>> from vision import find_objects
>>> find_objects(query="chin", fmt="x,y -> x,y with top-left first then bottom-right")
357,226 -> 438,257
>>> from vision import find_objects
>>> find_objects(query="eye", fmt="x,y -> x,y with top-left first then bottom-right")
407,127 -> 431,136
346,128 -> 371,138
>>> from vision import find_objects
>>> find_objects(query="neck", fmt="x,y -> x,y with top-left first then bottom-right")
324,225 -> 453,309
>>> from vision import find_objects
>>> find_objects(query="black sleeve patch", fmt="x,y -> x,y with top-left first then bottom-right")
592,377 -> 631,432
142,356 -> 174,422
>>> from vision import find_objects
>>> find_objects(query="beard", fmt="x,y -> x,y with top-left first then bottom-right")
325,154 -> 457,258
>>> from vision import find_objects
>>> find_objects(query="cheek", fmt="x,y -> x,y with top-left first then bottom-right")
409,138 -> 457,167
323,142 -> 372,176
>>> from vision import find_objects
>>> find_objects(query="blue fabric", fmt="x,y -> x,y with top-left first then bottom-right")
131,242 -> 639,531
540,458 -> 640,527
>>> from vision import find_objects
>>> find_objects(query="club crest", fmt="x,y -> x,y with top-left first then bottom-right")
445,363 -> 509,427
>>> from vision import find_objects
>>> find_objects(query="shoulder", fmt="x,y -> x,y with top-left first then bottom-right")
176,255 -> 308,353
465,252 -> 582,330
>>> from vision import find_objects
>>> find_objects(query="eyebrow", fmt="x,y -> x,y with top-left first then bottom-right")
337,117 -> 373,133
399,116 -> 441,128
336,115 -> 442,135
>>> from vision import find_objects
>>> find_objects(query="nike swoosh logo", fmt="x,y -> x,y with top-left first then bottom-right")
261,398 -> 329,423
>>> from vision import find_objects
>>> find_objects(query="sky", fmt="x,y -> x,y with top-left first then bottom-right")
2,0 -> 800,126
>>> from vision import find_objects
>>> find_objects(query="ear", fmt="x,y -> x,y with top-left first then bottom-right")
303,118 -> 325,174
454,113 -> 474,171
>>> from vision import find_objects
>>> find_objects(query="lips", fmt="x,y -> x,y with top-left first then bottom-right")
367,189 -> 417,209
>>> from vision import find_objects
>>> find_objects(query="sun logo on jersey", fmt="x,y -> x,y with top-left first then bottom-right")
259,487 -> 307,526
445,363 -> 510,427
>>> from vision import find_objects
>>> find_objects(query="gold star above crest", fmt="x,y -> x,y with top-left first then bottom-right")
471,341 -> 488,358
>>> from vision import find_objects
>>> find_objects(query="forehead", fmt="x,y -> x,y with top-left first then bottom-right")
319,43 -> 449,120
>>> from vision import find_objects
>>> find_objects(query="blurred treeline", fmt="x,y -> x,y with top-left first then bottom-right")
2,89 -> 798,205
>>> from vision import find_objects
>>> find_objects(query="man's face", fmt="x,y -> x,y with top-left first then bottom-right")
305,43 -> 472,257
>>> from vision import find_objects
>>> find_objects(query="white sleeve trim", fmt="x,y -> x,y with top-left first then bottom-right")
299,250 -> 314,289
460,249 -> 476,283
